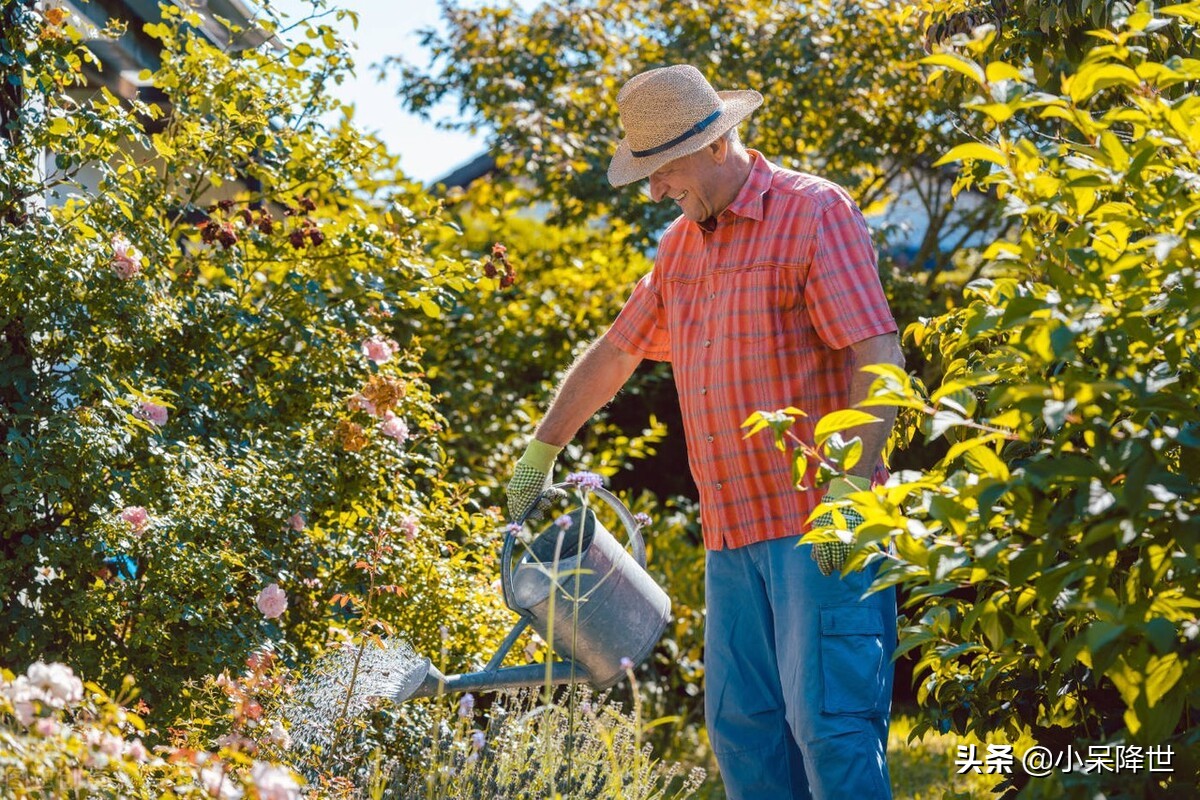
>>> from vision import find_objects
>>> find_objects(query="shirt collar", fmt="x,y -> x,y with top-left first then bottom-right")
719,149 -> 772,223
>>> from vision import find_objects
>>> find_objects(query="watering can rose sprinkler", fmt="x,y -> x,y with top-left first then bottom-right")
395,475 -> 672,702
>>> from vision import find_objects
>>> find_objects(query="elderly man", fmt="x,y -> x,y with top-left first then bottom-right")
507,64 -> 902,800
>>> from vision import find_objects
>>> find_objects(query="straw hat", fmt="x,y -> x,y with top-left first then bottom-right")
607,65 -> 763,187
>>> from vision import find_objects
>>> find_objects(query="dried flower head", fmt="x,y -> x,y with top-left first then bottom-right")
333,419 -> 367,452
360,374 -> 407,417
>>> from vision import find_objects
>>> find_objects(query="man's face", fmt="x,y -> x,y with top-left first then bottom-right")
647,144 -> 723,224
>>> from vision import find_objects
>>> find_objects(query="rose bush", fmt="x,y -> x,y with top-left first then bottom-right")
0,3 -> 513,730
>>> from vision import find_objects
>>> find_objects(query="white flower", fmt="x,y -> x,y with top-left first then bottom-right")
99,732 -> 125,757
198,763 -> 244,799
126,738 -> 148,762
33,717 -> 59,736
268,720 -> 292,750
33,565 -> 59,585
26,662 -> 83,708
250,761 -> 301,800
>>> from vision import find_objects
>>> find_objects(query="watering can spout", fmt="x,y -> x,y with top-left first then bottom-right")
401,659 -> 580,701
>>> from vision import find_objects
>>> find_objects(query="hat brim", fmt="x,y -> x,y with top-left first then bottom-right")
607,90 -> 763,188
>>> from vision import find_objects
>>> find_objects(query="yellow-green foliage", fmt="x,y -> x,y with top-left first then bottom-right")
423,182 -> 667,497
783,5 -> 1200,797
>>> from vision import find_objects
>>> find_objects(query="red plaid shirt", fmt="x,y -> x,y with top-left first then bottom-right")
606,151 -> 897,550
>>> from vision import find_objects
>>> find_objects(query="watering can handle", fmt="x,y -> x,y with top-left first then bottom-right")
500,482 -> 647,615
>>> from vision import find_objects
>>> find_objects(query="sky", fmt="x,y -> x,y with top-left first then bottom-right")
265,0 -> 524,184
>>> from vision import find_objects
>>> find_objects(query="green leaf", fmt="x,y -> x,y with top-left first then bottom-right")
1067,63 -> 1140,104
933,142 -> 1007,168
1159,4 -> 1200,23
1144,653 -> 1183,708
791,449 -> 809,490
1086,478 -> 1116,516
920,53 -> 986,85
984,62 -> 1024,83
813,409 -> 880,446
943,433 -> 1006,464
419,297 -> 442,318
925,410 -> 965,442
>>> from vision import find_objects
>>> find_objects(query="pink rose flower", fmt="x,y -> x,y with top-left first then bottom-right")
121,506 -> 150,534
348,392 -> 376,415
287,513 -> 305,532
34,717 -> 59,737
111,236 -> 143,280
126,738 -> 148,762
361,335 -> 396,365
134,401 -> 168,427
398,514 -> 419,542
256,583 -> 287,619
380,412 -> 409,443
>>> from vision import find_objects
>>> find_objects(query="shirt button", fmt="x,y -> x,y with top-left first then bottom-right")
706,435 -> 714,443
700,387 -> 708,395
709,292 -> 716,300
715,482 -> 723,490
703,339 -> 711,348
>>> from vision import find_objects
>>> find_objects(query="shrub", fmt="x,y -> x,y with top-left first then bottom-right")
761,6 -> 1200,796
0,3 -> 508,728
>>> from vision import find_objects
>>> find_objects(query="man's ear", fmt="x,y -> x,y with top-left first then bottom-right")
709,135 -> 729,165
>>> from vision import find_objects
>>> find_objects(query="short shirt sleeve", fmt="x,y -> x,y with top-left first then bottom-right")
804,193 -> 898,350
605,270 -> 671,362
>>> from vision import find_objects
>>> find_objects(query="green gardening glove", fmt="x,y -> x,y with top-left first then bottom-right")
810,475 -> 871,577
506,439 -> 563,523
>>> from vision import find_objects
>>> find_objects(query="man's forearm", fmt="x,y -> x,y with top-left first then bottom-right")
534,335 -> 643,447
843,333 -> 904,481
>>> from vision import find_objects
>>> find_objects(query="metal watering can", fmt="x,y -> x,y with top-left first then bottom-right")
397,483 -> 672,701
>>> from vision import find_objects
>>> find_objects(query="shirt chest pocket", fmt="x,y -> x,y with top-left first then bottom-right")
713,265 -> 806,344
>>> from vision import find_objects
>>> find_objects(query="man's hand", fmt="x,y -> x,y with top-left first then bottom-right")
506,440 -> 563,522
810,475 -> 870,577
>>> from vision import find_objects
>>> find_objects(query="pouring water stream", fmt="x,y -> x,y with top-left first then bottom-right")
284,482 -> 671,751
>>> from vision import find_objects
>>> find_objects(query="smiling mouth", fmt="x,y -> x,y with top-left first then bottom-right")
672,191 -> 688,203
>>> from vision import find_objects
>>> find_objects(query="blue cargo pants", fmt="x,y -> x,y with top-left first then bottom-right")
705,535 -> 897,799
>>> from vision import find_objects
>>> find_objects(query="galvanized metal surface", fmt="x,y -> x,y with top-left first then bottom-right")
394,484 -> 672,702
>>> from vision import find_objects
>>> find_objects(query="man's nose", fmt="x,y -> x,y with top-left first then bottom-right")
648,173 -> 669,203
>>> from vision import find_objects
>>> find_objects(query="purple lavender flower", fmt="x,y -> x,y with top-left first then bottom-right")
554,514 -> 573,530
620,656 -> 634,670
633,512 -> 652,529
565,471 -> 604,491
